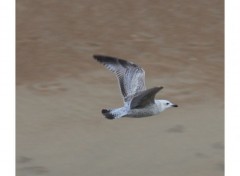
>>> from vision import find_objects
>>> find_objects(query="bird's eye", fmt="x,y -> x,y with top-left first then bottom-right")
166,103 -> 169,105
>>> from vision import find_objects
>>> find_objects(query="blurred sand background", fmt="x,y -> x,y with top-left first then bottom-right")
16,0 -> 224,175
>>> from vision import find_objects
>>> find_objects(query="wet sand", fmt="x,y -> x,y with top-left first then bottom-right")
17,0 -> 224,175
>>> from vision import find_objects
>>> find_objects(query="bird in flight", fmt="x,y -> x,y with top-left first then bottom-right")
93,55 -> 178,120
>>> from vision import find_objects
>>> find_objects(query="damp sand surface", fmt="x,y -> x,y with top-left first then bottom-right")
17,0 -> 224,175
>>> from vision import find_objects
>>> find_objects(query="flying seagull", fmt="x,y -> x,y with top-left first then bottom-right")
93,55 -> 178,120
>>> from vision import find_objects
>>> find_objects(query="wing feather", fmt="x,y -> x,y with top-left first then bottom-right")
130,87 -> 163,109
93,55 -> 146,101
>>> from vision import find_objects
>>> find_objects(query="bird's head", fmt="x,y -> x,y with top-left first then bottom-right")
155,99 -> 178,111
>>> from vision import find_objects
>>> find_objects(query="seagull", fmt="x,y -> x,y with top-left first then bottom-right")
93,55 -> 178,120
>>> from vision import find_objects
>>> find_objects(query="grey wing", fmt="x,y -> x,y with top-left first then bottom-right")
130,87 -> 163,109
93,55 -> 146,101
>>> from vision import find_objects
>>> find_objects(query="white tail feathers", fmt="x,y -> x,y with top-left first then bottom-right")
101,108 -> 127,120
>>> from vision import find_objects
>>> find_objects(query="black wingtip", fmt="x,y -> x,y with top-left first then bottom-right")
93,54 -> 100,59
93,55 -> 135,68
93,55 -> 118,64
93,54 -> 113,60
93,54 -> 105,61
93,54 -> 102,61
156,86 -> 164,91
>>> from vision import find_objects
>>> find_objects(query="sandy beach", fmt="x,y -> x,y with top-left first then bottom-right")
17,0 -> 224,175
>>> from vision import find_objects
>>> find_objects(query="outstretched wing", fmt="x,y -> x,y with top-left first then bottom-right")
93,55 -> 146,101
130,87 -> 163,109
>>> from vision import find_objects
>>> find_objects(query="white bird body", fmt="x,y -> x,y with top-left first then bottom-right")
93,55 -> 178,119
